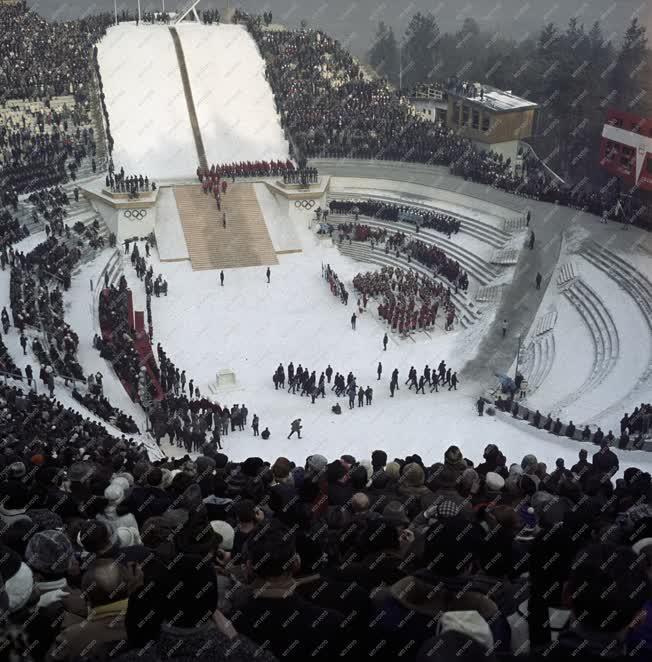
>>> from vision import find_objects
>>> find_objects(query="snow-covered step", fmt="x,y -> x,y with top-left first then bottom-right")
503,216 -> 527,233
523,332 -> 555,394
555,279 -> 619,412
327,215 -> 498,286
557,262 -> 576,287
490,248 -> 518,265
534,311 -> 557,336
475,285 -> 503,303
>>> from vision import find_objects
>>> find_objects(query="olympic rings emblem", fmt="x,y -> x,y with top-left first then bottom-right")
124,209 -> 147,220
294,199 -> 315,210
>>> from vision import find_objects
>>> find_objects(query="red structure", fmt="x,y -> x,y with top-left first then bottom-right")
599,110 -> 652,191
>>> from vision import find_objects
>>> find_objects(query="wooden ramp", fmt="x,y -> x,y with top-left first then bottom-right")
173,183 -> 278,270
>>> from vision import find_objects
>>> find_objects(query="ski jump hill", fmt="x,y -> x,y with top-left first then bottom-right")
96,23 -> 289,179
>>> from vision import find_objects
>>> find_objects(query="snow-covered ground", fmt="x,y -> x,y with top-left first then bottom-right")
109,210 -> 652,478
177,23 -> 289,164
97,24 -> 197,178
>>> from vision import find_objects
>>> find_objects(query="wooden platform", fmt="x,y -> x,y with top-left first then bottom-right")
173,183 -> 278,271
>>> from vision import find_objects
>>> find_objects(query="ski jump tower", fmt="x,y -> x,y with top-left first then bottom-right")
173,0 -> 202,23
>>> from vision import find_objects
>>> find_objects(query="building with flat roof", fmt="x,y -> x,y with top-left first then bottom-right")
446,81 -> 538,165
406,84 -> 448,125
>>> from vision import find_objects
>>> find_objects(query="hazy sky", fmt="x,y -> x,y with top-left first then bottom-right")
31,0 -> 651,56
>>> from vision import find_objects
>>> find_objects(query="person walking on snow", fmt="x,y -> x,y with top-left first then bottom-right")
220,271 -> 224,286
287,418 -> 302,439
377,362 -> 382,380
266,267 -> 271,283
448,372 -> 459,390
19,333 -> 27,355
252,414 -> 259,436
383,333 -> 388,350
502,319 -> 508,338
536,272 -> 542,289
477,397 -> 485,416
528,231 -> 535,250
351,313 -> 356,330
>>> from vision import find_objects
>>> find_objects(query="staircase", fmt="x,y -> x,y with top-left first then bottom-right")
169,27 -> 207,173
173,183 -> 278,270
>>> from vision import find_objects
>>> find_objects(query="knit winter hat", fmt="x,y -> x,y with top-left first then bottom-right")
104,483 -> 125,505
385,462 -> 401,480
521,455 -> 538,473
25,530 -> 73,575
402,462 -> 425,487
307,454 -> 328,473
485,472 -> 505,492
444,445 -> 466,470
0,546 -> 34,612
210,520 -> 235,551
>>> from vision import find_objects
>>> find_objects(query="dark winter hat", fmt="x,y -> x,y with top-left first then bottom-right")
371,450 -> 388,468
214,453 -> 228,469
26,509 -> 64,532
444,446 -> 466,471
25,529 -> 73,575
0,480 -> 31,509
242,457 -> 264,478
428,463 -> 457,489
68,461 -> 95,484
327,460 -> 346,483
382,501 -> 410,527
162,555 -> 218,627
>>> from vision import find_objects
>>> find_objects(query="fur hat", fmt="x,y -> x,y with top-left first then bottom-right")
104,483 -> 125,505
437,610 -> 494,651
116,527 -> 142,547
444,445 -> 466,471
25,530 -> 73,575
26,509 -> 63,531
485,472 -> 505,492
521,455 -> 538,473
385,462 -> 401,480
8,461 -> 26,478
210,520 -> 235,551
68,461 -> 94,483
402,462 -> 425,487
632,537 -> 652,555
0,546 -> 34,612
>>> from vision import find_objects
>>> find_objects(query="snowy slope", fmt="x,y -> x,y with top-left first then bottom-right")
177,24 -> 289,164
97,24 -> 197,178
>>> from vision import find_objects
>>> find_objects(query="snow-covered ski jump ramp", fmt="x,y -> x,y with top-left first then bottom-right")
97,23 -> 288,180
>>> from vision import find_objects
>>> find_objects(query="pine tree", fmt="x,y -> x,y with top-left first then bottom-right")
402,12 -> 440,90
368,22 -> 399,86
611,18 -> 649,112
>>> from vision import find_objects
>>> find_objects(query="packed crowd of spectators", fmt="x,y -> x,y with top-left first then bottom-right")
354,265 -> 456,332
622,404 -> 652,437
329,199 -> 462,237
2,423 -> 652,661
0,4 -> 112,100
246,18 -> 630,221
